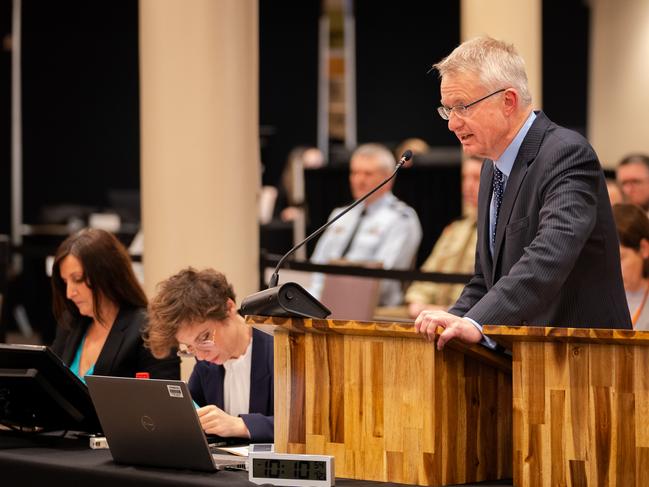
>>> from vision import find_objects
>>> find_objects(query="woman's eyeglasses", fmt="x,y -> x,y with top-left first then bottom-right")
176,328 -> 216,357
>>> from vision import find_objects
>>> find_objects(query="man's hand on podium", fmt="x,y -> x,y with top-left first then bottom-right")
414,310 -> 482,350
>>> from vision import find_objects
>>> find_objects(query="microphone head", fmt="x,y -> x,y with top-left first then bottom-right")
401,150 -> 413,162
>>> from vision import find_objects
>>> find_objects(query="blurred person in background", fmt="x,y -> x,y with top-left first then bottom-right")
394,137 -> 429,168
274,146 -> 325,222
606,178 -> 624,206
616,154 -> 649,213
405,156 -> 482,318
613,203 -> 649,330
308,143 -> 422,306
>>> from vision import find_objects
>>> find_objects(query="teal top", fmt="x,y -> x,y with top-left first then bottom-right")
70,332 -> 95,384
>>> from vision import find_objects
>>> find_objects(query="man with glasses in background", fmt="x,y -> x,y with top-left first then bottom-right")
144,267 -> 274,443
616,154 -> 649,213
415,36 -> 631,350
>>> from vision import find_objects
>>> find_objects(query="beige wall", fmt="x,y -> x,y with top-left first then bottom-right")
139,0 -> 260,302
461,0 -> 542,109
462,0 -> 649,169
589,0 -> 649,168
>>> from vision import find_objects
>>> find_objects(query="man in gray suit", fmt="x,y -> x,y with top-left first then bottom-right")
415,36 -> 632,350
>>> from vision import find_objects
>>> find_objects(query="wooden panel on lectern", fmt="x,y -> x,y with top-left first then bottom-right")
248,316 -> 512,486
484,325 -> 649,487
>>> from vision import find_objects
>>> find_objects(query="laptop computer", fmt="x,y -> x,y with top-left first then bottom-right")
85,375 -> 246,472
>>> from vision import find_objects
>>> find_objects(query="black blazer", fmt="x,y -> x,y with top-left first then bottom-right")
188,327 -> 274,443
450,112 -> 632,329
51,306 -> 180,379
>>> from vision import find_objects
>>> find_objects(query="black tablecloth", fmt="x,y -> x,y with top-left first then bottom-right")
0,431 -> 512,487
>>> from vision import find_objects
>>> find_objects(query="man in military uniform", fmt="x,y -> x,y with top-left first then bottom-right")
309,143 -> 422,306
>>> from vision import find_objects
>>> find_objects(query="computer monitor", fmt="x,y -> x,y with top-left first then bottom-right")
0,344 -> 101,433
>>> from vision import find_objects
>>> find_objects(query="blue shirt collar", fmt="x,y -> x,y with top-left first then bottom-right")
494,110 -> 536,177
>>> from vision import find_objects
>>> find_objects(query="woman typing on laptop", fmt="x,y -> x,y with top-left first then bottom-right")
50,228 -> 181,382
145,267 -> 274,443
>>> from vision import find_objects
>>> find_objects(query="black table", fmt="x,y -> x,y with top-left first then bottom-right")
0,431 -> 512,487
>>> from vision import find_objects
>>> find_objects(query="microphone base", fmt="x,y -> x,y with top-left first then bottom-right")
239,282 -> 331,319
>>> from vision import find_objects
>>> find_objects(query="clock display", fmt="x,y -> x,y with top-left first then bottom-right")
252,458 -> 328,481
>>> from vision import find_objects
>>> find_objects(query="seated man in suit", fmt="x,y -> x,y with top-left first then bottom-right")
405,156 -> 482,318
145,268 -> 273,443
308,143 -> 423,306
415,36 -> 631,350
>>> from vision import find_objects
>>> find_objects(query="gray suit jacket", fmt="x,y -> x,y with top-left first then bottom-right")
449,112 -> 631,329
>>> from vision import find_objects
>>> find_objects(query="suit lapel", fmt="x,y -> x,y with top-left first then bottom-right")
62,324 -> 87,365
492,156 -> 528,274
94,307 -> 128,375
492,111 -> 550,278
479,160 -> 494,287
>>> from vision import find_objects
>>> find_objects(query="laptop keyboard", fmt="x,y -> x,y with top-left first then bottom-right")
210,453 -> 248,471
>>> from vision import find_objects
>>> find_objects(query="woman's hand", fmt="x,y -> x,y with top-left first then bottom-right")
197,405 -> 250,438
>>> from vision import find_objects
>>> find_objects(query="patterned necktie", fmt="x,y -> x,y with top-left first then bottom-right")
492,165 -> 506,247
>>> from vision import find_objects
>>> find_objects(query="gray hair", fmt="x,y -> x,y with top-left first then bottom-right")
618,153 -> 649,172
432,36 -> 532,107
351,143 -> 396,173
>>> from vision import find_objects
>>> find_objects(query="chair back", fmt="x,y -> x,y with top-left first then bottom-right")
320,274 -> 380,321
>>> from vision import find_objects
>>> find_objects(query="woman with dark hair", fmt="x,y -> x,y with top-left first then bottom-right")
50,228 -> 180,382
613,203 -> 649,330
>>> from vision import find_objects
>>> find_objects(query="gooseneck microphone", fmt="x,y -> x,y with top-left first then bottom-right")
239,150 -> 413,319
268,149 -> 412,288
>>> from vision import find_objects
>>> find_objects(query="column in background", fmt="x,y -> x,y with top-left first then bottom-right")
139,0 -> 260,301
460,0 -> 542,110
589,0 -> 649,168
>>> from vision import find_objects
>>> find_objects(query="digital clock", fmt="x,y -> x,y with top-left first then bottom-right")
248,450 -> 334,487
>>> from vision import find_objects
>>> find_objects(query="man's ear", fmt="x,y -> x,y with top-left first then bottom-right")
640,238 -> 649,259
503,88 -> 519,115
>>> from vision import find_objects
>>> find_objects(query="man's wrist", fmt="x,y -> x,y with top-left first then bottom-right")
463,316 -> 498,349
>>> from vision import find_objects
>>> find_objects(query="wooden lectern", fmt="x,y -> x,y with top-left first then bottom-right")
247,315 -> 512,486
484,325 -> 649,486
